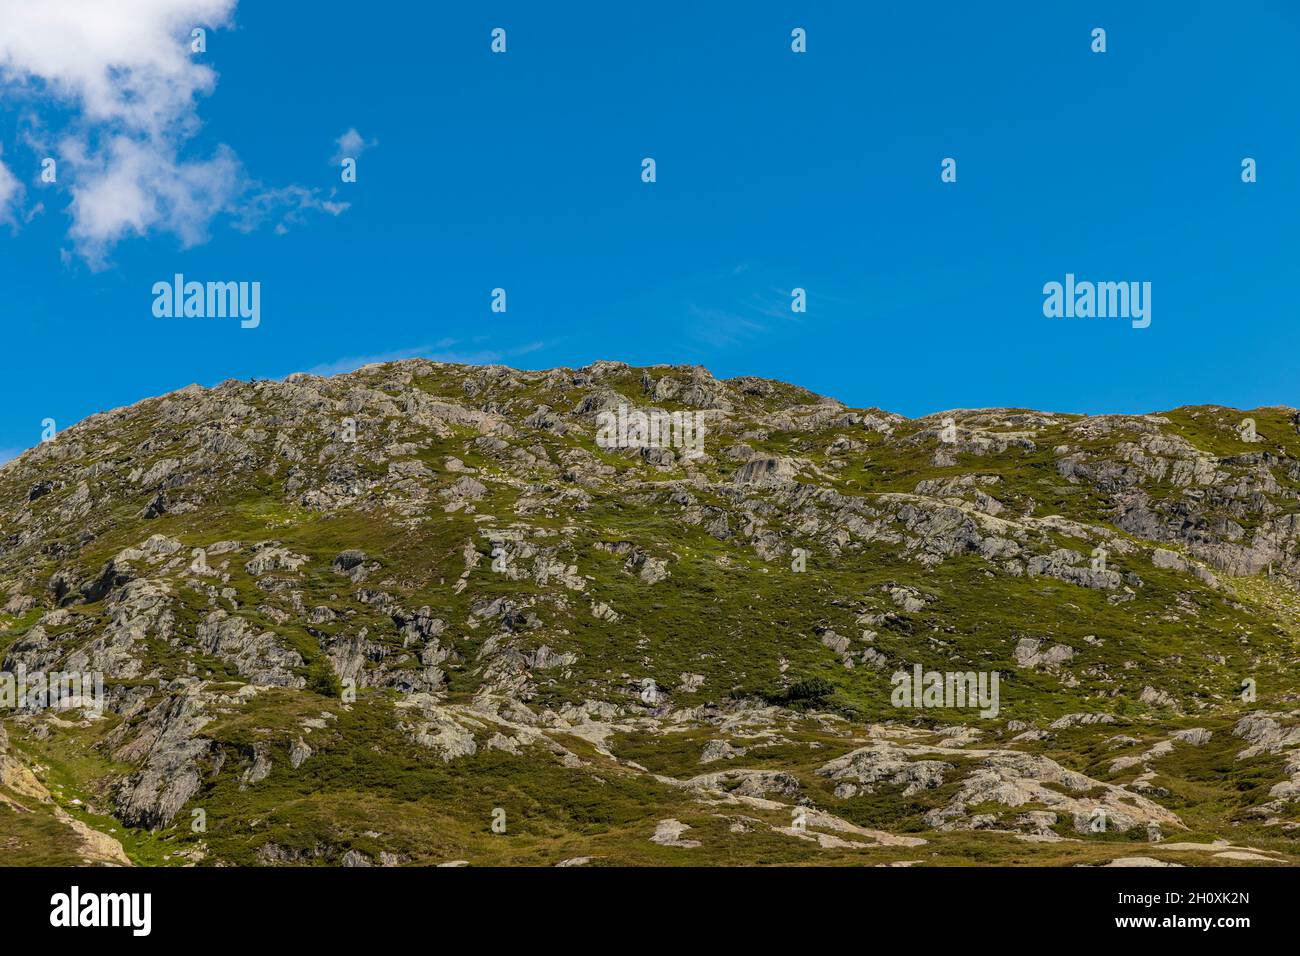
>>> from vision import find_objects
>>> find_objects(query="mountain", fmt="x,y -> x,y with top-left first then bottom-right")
2,359 -> 1299,867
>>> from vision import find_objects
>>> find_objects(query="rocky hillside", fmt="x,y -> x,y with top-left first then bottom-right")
2,359 -> 1299,866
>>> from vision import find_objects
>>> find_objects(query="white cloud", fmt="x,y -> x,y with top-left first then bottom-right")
0,1 -> 346,264
0,447 -> 22,466
63,134 -> 242,264
0,0 -> 234,133
0,151 -> 22,226
331,127 -> 376,165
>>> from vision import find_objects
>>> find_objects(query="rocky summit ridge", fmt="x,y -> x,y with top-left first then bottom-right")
2,359 -> 1300,867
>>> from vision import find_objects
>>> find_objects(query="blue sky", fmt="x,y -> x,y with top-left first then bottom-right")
1,1 -> 1298,461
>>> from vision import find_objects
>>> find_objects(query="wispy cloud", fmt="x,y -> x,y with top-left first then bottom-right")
0,447 -> 23,466
303,343 -> 458,377
676,271 -> 816,347
687,303 -> 768,347
232,183 -> 348,236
